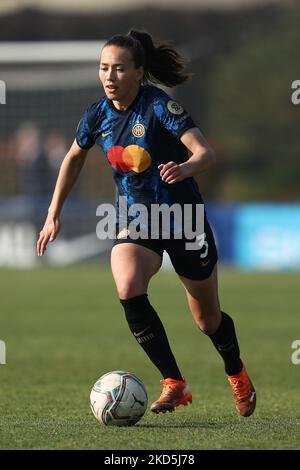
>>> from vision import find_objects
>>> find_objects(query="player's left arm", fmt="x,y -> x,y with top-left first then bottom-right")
159,127 -> 216,184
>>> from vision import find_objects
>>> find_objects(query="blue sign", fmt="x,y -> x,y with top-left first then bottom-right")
234,204 -> 300,270
206,203 -> 235,263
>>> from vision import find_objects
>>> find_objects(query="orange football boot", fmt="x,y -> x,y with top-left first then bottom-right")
150,378 -> 192,414
227,363 -> 256,417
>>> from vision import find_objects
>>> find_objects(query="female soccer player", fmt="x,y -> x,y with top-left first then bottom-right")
37,30 -> 256,417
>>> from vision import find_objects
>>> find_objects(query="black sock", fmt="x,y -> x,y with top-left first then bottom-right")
120,294 -> 183,381
208,311 -> 243,375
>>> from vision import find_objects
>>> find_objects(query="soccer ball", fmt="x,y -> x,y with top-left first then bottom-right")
90,371 -> 148,426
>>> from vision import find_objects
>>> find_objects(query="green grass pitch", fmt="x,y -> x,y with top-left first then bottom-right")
0,265 -> 299,450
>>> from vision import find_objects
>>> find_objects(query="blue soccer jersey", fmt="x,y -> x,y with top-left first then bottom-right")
76,84 -> 204,234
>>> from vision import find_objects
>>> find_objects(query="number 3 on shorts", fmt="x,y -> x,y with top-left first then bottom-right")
196,233 -> 209,258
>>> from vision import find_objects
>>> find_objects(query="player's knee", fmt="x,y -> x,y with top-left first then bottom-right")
116,281 -> 145,300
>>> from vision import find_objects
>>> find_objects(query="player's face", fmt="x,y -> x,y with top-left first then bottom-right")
99,46 -> 144,108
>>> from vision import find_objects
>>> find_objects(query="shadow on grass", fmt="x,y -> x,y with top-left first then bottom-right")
136,422 -> 225,429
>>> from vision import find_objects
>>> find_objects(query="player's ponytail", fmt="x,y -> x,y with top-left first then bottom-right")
103,29 -> 192,88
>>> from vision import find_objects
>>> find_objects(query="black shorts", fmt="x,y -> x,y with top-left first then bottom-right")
113,216 -> 218,281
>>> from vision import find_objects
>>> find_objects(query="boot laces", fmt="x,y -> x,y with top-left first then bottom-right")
159,379 -> 183,400
230,376 -> 250,401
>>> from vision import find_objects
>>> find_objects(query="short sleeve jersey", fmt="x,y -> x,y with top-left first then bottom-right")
76,85 -> 204,214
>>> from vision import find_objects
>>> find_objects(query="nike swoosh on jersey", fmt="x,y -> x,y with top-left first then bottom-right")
102,131 -> 112,137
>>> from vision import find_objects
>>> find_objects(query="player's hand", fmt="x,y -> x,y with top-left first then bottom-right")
37,213 -> 61,257
158,161 -> 187,184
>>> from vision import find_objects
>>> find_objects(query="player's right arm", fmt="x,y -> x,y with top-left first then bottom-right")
37,139 -> 90,256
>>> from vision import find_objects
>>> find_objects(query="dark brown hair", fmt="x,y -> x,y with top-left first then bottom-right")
103,29 -> 192,87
